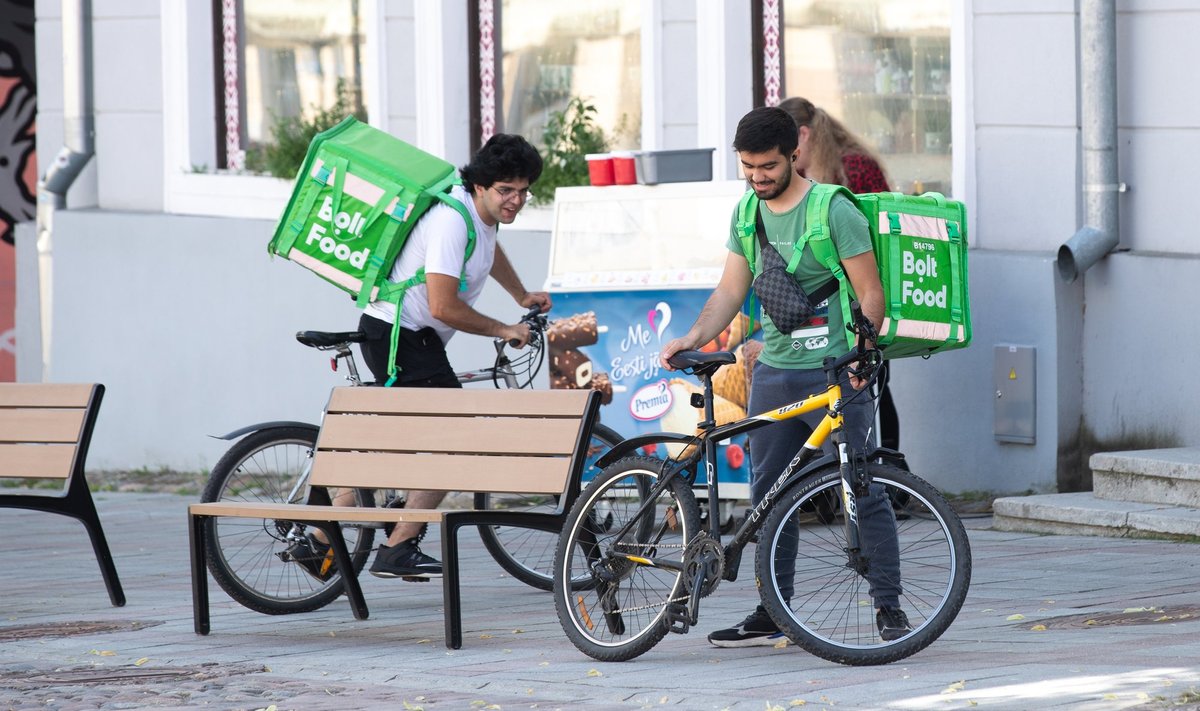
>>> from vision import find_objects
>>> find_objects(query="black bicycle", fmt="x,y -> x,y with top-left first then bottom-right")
201,308 -> 622,614
553,303 -> 971,665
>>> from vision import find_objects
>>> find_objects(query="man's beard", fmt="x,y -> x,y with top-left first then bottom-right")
753,164 -> 791,200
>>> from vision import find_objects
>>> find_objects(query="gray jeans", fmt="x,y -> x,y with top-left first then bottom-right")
747,362 -> 901,608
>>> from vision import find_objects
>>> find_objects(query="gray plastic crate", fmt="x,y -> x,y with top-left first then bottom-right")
635,148 -> 715,185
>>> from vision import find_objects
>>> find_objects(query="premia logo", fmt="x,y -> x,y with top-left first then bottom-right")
305,196 -> 371,268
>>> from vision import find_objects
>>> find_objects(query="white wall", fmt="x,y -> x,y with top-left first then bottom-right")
15,212 -> 550,471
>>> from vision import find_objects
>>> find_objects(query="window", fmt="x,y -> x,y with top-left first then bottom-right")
779,0 -> 952,194
215,0 -> 368,171
473,0 -> 641,152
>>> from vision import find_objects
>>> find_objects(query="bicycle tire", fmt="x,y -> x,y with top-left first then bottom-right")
554,455 -> 700,662
475,423 -> 623,591
200,426 -> 376,614
756,462 -> 971,665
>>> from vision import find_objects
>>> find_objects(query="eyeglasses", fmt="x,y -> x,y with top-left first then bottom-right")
491,185 -> 531,203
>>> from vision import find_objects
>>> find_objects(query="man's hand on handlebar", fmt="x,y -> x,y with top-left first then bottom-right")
847,301 -> 880,391
500,321 -> 532,349
519,290 -> 553,313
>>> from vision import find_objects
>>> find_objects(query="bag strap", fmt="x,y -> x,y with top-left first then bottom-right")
275,158 -> 337,257
803,183 -> 858,351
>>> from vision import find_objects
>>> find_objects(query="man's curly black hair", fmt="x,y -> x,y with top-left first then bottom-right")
460,134 -> 543,194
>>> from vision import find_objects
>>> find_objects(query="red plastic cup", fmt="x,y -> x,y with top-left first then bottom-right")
586,153 -> 614,186
612,151 -> 637,185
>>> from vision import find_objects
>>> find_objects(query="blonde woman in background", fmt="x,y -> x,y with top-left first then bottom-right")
779,96 -> 891,194
779,96 -> 901,456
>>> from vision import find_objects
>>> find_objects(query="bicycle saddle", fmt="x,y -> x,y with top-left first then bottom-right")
667,350 -> 736,377
295,330 -> 368,348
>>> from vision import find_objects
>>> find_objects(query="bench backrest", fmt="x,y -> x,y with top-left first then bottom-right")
311,387 -> 601,496
0,383 -> 103,480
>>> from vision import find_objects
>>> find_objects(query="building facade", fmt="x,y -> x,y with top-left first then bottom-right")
15,0 -> 1200,495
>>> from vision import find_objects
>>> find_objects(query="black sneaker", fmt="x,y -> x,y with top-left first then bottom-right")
283,534 -> 336,582
369,538 -> 443,579
707,606 -> 787,648
877,606 -> 913,641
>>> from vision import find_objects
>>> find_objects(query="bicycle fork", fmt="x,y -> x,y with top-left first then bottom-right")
836,431 -> 872,577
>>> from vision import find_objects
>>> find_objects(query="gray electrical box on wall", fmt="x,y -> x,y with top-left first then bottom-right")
994,345 -> 1036,444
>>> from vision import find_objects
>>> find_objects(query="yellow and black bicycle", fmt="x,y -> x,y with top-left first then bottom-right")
552,303 -> 971,665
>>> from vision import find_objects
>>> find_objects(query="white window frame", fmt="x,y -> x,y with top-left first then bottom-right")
159,0 -> 386,219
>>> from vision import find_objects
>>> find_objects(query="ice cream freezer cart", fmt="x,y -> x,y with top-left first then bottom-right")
543,180 -> 757,530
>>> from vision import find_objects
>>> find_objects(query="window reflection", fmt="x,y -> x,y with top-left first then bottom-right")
221,0 -> 366,169
501,0 -> 641,149
782,0 -> 951,194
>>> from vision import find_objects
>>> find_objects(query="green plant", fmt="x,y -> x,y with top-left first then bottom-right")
247,80 -> 365,179
530,97 -> 610,205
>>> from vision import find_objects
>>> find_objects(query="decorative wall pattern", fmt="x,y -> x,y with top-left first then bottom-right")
0,0 -> 35,380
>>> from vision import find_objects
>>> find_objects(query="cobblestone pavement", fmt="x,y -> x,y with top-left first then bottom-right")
2,492 -> 1200,710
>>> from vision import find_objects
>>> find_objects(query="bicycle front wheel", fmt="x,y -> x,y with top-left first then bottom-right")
756,462 -> 971,666
554,455 -> 700,662
476,423 -> 623,591
200,426 -> 376,614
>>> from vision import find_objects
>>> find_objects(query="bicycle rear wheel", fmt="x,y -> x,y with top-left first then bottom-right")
476,423 -> 623,591
553,455 -> 700,662
200,426 -> 376,614
756,462 -> 971,665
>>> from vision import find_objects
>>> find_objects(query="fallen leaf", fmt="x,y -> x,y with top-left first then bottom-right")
942,681 -> 966,694
1006,614 -> 1025,621
99,650 -> 116,657
1030,624 -> 1047,631
402,702 -> 424,711
969,702 -> 979,707
1103,694 -> 1118,700
587,669 -> 603,677
479,634 -> 494,639
765,704 -> 786,711
417,639 -> 432,644
512,629 -> 524,634
134,657 -> 150,666
1085,620 -> 1098,626
329,631 -> 336,637
1155,615 -> 1173,622
789,701 -> 807,707
773,639 -> 789,649
538,662 -> 549,667
471,702 -> 486,708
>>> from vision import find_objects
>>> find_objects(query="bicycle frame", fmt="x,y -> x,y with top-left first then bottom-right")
604,345 -> 879,595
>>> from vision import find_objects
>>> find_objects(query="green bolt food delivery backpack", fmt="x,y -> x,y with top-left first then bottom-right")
268,116 -> 475,383
737,184 -> 970,359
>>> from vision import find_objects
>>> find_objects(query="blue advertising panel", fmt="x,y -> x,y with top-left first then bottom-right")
548,288 -> 752,500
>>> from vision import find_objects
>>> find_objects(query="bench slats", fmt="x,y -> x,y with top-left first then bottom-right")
189,501 -> 444,523
326,386 -> 593,417
0,383 -> 94,408
309,451 -> 570,494
0,443 -> 77,479
317,414 -> 582,455
0,409 -> 87,444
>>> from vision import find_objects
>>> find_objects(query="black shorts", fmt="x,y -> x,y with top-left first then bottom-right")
358,313 -> 461,388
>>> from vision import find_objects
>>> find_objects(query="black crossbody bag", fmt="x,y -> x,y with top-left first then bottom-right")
751,208 -> 838,334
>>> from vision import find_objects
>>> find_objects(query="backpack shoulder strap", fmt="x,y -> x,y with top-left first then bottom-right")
735,190 -> 759,274
803,183 -> 859,350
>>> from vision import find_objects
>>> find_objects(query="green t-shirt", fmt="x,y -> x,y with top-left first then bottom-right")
727,187 -> 871,369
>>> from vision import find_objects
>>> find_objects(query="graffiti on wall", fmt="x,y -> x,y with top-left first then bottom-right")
0,0 -> 36,380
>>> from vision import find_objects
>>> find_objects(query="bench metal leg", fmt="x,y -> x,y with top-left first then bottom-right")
320,523 -> 369,621
69,483 -> 126,607
189,513 -> 211,635
442,519 -> 463,649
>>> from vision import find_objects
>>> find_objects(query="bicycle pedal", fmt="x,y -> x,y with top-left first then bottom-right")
665,602 -> 691,635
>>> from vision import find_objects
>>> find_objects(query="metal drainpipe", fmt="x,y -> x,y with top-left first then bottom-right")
35,0 -> 93,377
1057,0 -> 1123,283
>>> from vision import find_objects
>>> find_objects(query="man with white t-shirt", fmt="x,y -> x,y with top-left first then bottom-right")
292,134 -> 550,581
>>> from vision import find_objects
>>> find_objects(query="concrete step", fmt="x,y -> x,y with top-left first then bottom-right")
1091,447 -> 1200,507
993,491 -> 1200,539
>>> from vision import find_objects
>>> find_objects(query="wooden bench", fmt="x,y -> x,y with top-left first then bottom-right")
0,383 -> 125,607
188,386 -> 600,648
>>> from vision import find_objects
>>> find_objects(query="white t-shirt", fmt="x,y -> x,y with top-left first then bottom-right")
363,184 -> 498,345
